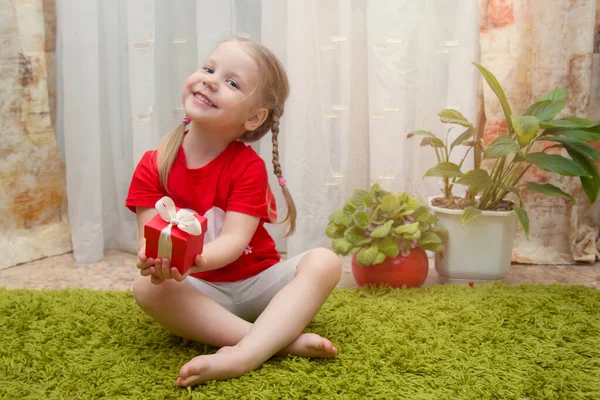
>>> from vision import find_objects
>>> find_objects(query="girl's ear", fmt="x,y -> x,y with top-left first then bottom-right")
244,108 -> 269,132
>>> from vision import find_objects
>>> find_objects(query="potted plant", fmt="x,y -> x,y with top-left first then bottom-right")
326,183 -> 447,288
408,62 -> 600,282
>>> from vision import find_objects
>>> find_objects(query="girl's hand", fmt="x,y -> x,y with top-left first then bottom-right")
146,254 -> 208,284
137,244 -> 161,277
137,245 -> 171,285
189,254 -> 208,274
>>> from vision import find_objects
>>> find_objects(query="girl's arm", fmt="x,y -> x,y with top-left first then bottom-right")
193,211 -> 260,273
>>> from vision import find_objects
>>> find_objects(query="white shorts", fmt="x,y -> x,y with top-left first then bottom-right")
182,253 -> 306,322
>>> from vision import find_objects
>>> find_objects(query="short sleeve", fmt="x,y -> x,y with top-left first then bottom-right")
125,151 -> 164,213
227,156 -> 276,221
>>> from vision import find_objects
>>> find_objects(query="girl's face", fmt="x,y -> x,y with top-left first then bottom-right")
182,41 -> 267,139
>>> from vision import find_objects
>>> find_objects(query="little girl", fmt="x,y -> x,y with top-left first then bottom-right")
125,37 -> 342,388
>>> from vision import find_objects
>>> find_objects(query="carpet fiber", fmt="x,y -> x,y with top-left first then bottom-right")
1,283 -> 599,399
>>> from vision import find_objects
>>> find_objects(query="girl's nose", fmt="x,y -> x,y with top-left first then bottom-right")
202,76 -> 218,91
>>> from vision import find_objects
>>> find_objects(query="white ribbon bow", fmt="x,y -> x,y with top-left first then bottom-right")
155,196 -> 203,259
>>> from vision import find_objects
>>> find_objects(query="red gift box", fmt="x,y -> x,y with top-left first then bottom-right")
144,197 -> 208,275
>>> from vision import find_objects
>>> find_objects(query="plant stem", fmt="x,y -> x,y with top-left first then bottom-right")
434,147 -> 442,164
511,164 -> 533,188
457,146 -> 473,170
479,157 -> 501,208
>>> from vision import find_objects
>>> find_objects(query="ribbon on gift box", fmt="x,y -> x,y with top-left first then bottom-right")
155,196 -> 203,259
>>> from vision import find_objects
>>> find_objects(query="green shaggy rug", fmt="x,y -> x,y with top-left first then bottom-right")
1,284 -> 599,400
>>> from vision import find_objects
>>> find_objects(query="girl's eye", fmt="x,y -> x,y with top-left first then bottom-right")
203,67 -> 214,74
227,79 -> 239,88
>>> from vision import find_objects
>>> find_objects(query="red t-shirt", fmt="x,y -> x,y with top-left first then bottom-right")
125,140 -> 281,282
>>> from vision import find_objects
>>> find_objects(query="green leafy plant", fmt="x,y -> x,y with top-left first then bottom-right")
326,183 -> 447,266
408,63 -> 600,238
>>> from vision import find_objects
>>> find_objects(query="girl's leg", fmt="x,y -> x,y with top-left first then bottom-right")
133,276 -> 249,346
176,247 -> 342,387
132,253 -> 338,355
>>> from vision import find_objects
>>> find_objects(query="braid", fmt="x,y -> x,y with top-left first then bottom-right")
271,107 -> 283,179
266,105 -> 296,237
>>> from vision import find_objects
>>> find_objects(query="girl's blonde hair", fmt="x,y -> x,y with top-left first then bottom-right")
157,37 -> 296,236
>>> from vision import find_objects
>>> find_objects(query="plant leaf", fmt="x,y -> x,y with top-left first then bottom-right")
473,62 -> 513,130
390,204 -> 408,218
566,149 -> 600,204
541,137 -> 600,162
379,237 -> 400,257
579,177 -> 599,205
512,115 -> 540,147
461,206 -> 482,226
513,207 -> 530,239
438,109 -> 473,128
407,130 -> 437,139
525,183 -> 574,201
371,220 -> 394,238
420,137 -> 446,148
483,135 -> 520,159
419,232 -> 442,245
344,226 -> 371,246
499,183 -> 522,205
404,195 -> 423,211
513,151 -> 527,163
429,225 -> 448,240
454,169 -> 492,189
343,202 -> 357,216
539,118 -> 600,130
373,252 -> 387,265
539,88 -> 568,101
523,100 -> 566,121
370,183 -> 391,202
351,189 -> 373,207
352,211 -> 369,229
356,245 -> 379,266
450,128 -> 477,150
569,131 -> 600,142
380,195 -> 400,214
421,242 -> 445,253
325,222 -> 345,239
424,162 -> 463,178
403,230 -> 422,240
412,206 -> 431,222
544,128 -> 600,142
566,149 -> 600,186
394,222 -> 419,235
332,238 -> 353,255
329,209 -> 352,226
526,152 -> 590,177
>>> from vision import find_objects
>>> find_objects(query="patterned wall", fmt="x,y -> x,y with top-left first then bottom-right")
0,0 -> 71,270
479,0 -> 600,263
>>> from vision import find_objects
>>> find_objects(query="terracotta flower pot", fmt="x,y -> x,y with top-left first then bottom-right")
351,247 -> 429,288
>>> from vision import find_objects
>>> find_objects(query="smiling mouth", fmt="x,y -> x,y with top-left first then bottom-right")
193,91 -> 217,108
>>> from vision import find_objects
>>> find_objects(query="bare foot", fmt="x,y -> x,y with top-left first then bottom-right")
176,346 -> 255,388
175,334 -> 338,387
278,333 -> 338,359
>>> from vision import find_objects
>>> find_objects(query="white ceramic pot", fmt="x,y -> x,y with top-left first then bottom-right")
428,197 -> 517,282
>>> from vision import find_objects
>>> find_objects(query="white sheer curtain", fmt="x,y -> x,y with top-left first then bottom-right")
57,0 -> 479,262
